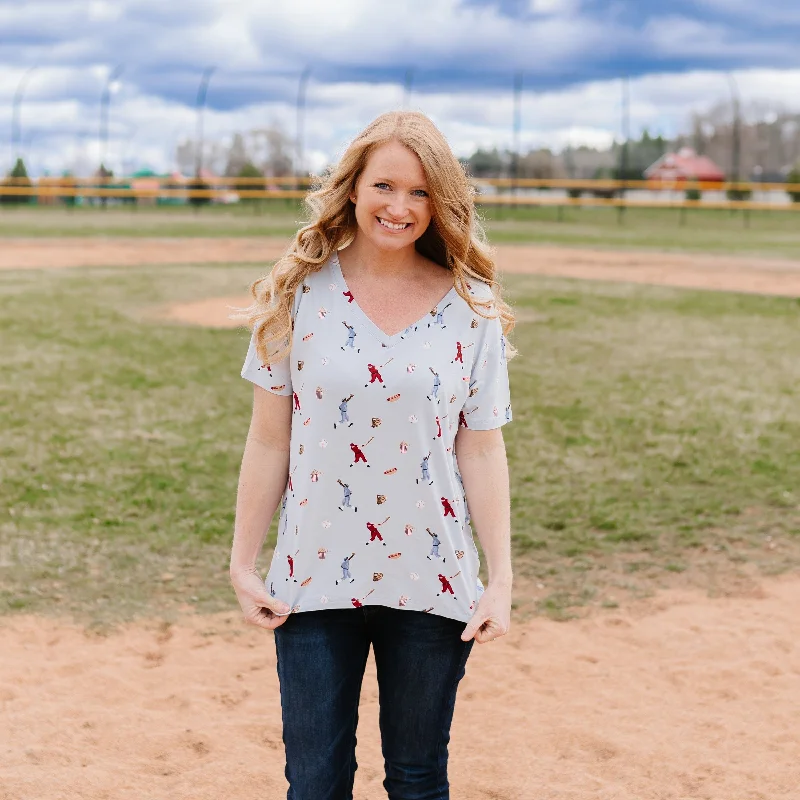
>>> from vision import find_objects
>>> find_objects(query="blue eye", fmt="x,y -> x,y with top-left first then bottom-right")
373,182 -> 427,198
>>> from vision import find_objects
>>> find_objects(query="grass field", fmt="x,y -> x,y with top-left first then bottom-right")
1,258 -> 798,628
2,203 -> 800,258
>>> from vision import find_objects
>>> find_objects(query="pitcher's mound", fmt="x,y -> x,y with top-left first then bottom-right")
162,296 -> 250,328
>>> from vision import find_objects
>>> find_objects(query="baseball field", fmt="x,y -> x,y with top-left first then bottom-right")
1,204 -> 798,798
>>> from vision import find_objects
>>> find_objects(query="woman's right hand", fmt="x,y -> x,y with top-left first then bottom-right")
230,567 -> 292,630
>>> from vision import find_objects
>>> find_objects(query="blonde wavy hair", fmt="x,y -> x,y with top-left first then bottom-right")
235,110 -> 516,366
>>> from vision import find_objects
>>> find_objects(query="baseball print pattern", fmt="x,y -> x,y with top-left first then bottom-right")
241,250 -> 512,623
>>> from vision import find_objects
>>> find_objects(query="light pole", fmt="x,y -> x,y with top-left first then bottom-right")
195,66 -> 216,178
192,66 -> 216,209
12,65 -> 38,170
510,70 -> 523,207
403,68 -> 414,108
99,64 -> 125,175
726,72 -> 742,192
618,73 -> 630,224
296,67 -> 312,185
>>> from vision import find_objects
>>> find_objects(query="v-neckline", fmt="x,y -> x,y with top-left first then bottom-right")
331,250 -> 457,349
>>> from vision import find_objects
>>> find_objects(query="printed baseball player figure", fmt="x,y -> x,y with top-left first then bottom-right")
293,389 -> 301,412
365,363 -> 385,388
349,436 -> 374,468
269,581 -> 276,597
458,407 -> 476,429
288,465 -> 298,495
426,528 -> 446,562
432,413 -> 449,441
437,570 -> 460,598
342,289 -> 355,303
285,549 -> 300,582
451,340 -> 474,364
341,321 -> 361,352
365,357 -> 392,388
337,479 -> 357,512
280,494 -> 290,535
399,323 -> 418,339
427,367 -> 441,402
505,403 -> 512,421
334,394 -> 355,429
365,517 -> 390,546
336,552 -> 357,584
350,588 -> 375,608
417,452 -> 433,485
441,496 -> 458,521
500,332 -> 507,364
428,302 -> 452,329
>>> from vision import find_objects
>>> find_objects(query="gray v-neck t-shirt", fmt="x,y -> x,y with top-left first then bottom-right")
241,249 -> 513,623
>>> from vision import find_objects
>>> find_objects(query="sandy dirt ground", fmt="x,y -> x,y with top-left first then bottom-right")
1,238 -> 799,305
0,237 -> 290,270
1,574 -> 798,800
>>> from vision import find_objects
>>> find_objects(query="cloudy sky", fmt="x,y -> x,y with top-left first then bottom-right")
2,0 -> 799,176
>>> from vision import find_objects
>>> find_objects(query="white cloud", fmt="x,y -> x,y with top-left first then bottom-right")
87,1 -> 122,22
528,0 -> 580,15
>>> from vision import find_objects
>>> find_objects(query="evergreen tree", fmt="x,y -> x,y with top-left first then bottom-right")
787,165 -> 800,203
236,162 -> 264,202
467,148 -> 506,178
1,158 -> 33,205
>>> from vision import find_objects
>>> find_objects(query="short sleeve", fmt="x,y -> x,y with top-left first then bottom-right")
461,308 -> 513,430
240,329 -> 292,395
240,282 -> 303,396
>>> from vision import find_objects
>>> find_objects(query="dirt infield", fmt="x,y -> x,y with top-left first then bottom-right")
2,574 -> 798,799
0,237 -> 290,270
2,239 -> 799,316
494,243 -> 800,297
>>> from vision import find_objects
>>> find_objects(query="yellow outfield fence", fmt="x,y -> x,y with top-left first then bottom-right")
1,175 -> 799,212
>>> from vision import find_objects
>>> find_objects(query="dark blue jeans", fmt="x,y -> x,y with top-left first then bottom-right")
273,605 -> 475,800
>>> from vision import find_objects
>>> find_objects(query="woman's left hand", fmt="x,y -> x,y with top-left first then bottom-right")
460,582 -> 512,644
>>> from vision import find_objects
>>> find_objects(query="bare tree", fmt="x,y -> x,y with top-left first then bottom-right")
681,101 -> 800,180
178,124 -> 296,179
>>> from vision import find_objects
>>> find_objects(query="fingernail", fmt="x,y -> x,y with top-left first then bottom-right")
280,605 -> 290,614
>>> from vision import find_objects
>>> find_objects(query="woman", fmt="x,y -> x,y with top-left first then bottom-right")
230,110 -> 515,800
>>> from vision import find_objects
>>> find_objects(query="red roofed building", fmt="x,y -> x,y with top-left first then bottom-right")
644,147 -> 725,183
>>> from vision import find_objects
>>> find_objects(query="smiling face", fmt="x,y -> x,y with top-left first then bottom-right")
349,139 -> 432,253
